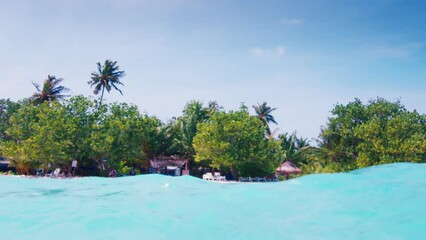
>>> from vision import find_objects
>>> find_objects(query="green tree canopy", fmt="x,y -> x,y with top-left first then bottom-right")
0,99 -> 22,157
98,103 -> 146,170
169,100 -> 216,159
278,132 -> 310,166
1,96 -> 160,175
308,98 -> 426,173
193,107 -> 282,177
0,99 -> 21,141
2,101 -> 75,173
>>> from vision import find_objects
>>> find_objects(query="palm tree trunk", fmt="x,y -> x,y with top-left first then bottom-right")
99,87 -> 105,108
266,126 -> 272,137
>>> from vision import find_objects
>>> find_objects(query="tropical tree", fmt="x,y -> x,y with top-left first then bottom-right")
31,75 -> 69,104
2,101 -> 75,174
88,59 -> 125,107
304,98 -> 426,174
193,107 -> 282,178
94,103 -> 146,174
278,132 -> 310,166
3,96 -> 157,175
65,95 -> 101,174
253,102 -> 278,136
170,100 -> 212,158
0,99 -> 22,157
140,117 -> 172,159
353,101 -> 426,167
0,99 -> 20,141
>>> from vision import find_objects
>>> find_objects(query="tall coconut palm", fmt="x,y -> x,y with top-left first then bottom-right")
31,75 -> 69,104
88,60 -> 125,107
253,101 -> 277,136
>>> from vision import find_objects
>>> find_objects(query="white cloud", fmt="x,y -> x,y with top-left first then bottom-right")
280,18 -> 304,25
251,46 -> 285,58
374,43 -> 423,59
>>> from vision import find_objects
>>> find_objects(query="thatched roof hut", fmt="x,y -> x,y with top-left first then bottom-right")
276,160 -> 301,179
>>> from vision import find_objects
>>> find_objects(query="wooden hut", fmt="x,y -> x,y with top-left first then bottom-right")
276,160 -> 301,180
149,157 -> 189,176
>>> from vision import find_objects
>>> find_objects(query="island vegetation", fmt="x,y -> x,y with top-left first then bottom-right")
1,60 -> 425,178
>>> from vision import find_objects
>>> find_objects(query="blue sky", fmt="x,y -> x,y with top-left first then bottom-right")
0,0 -> 425,139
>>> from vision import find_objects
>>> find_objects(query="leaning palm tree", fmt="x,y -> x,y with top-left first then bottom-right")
31,75 -> 69,104
253,101 -> 277,136
88,59 -> 125,107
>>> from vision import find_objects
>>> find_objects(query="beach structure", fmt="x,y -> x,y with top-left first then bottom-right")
202,172 -> 226,181
0,157 -> 11,172
276,160 -> 301,180
0,157 -> 9,166
149,157 -> 189,176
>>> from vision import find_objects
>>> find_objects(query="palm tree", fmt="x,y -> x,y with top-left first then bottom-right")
278,132 -> 310,166
253,101 -> 277,136
88,60 -> 125,107
31,75 -> 69,104
207,101 -> 223,117
173,100 -> 210,158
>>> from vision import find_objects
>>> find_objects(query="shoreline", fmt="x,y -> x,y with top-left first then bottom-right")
0,174 -> 82,179
1,174 -> 275,183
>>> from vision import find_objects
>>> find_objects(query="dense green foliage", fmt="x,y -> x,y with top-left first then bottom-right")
1,62 -> 425,178
3,101 -> 75,173
168,100 -> 210,158
1,96 -> 425,177
278,132 -> 310,166
301,98 -> 426,173
0,99 -> 22,156
193,107 -> 282,177
1,97 -> 159,175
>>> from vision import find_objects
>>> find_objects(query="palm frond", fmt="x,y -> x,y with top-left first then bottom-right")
111,83 -> 123,95
32,82 -> 41,92
31,75 -> 69,104
88,59 -> 125,106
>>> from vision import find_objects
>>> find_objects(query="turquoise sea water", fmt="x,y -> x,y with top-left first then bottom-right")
0,163 -> 425,240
